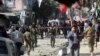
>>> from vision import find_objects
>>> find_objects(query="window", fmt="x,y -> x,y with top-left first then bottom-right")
6,0 -> 15,8
0,41 -> 8,54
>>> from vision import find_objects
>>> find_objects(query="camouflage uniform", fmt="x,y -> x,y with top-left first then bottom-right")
84,27 -> 95,52
50,26 -> 56,47
31,27 -> 37,48
23,31 -> 32,55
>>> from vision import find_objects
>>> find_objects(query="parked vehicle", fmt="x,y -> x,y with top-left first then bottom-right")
0,37 -> 23,56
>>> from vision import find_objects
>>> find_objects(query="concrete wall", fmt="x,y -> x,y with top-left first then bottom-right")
1,0 -> 33,12
13,0 -> 23,11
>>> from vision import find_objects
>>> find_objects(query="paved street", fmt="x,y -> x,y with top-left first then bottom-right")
66,40 -> 100,56
0,0 -> 100,56
21,37 -> 68,56
21,37 -> 100,56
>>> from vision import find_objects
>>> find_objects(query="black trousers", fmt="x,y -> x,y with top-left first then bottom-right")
15,42 -> 22,51
70,44 -> 80,56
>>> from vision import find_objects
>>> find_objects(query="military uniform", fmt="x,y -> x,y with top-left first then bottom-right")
40,27 -> 44,39
50,27 -> 56,47
84,27 -> 95,53
23,31 -> 32,55
31,27 -> 37,48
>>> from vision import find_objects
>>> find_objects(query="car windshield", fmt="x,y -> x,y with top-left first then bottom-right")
0,41 -> 8,54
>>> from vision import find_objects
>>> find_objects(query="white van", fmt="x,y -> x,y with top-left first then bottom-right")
0,37 -> 22,56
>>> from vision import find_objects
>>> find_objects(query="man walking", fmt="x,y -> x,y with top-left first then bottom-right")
10,27 -> 24,55
83,23 -> 95,56
23,28 -> 32,55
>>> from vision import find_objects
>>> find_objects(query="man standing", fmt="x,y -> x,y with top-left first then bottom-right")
83,23 -> 95,56
10,27 -> 24,55
67,25 -> 80,56
31,23 -> 38,48
50,26 -> 57,48
63,23 -> 68,39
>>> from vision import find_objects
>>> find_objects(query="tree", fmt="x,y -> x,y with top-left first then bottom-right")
31,0 -> 58,24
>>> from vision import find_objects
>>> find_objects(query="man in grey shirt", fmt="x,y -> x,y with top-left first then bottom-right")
67,25 -> 80,56
10,27 -> 24,54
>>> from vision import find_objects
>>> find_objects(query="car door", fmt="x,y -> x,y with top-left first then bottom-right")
9,42 -> 17,56
0,40 -> 8,56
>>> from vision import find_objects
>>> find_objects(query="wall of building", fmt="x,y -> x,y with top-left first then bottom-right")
13,0 -> 23,11
9,0 -> 33,11
8,0 -> 24,11
1,0 -> 34,12
1,0 -> 24,12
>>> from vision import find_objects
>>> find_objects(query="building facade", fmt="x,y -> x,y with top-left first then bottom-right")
1,0 -> 34,12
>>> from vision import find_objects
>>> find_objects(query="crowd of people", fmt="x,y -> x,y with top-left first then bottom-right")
0,18 -> 99,56
63,19 -> 100,56
0,22 -> 60,55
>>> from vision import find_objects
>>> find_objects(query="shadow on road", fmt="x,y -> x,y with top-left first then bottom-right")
59,47 -> 100,56
66,53 -> 100,56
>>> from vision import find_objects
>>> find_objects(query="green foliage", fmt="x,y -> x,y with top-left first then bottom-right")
32,0 -> 58,20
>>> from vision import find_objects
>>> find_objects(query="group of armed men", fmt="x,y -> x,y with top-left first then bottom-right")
0,19 -> 99,56
5,23 -> 57,55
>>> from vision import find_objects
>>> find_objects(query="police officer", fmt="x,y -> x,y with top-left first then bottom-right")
40,24 -> 44,39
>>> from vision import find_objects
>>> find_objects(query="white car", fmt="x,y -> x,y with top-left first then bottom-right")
0,37 -> 23,56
